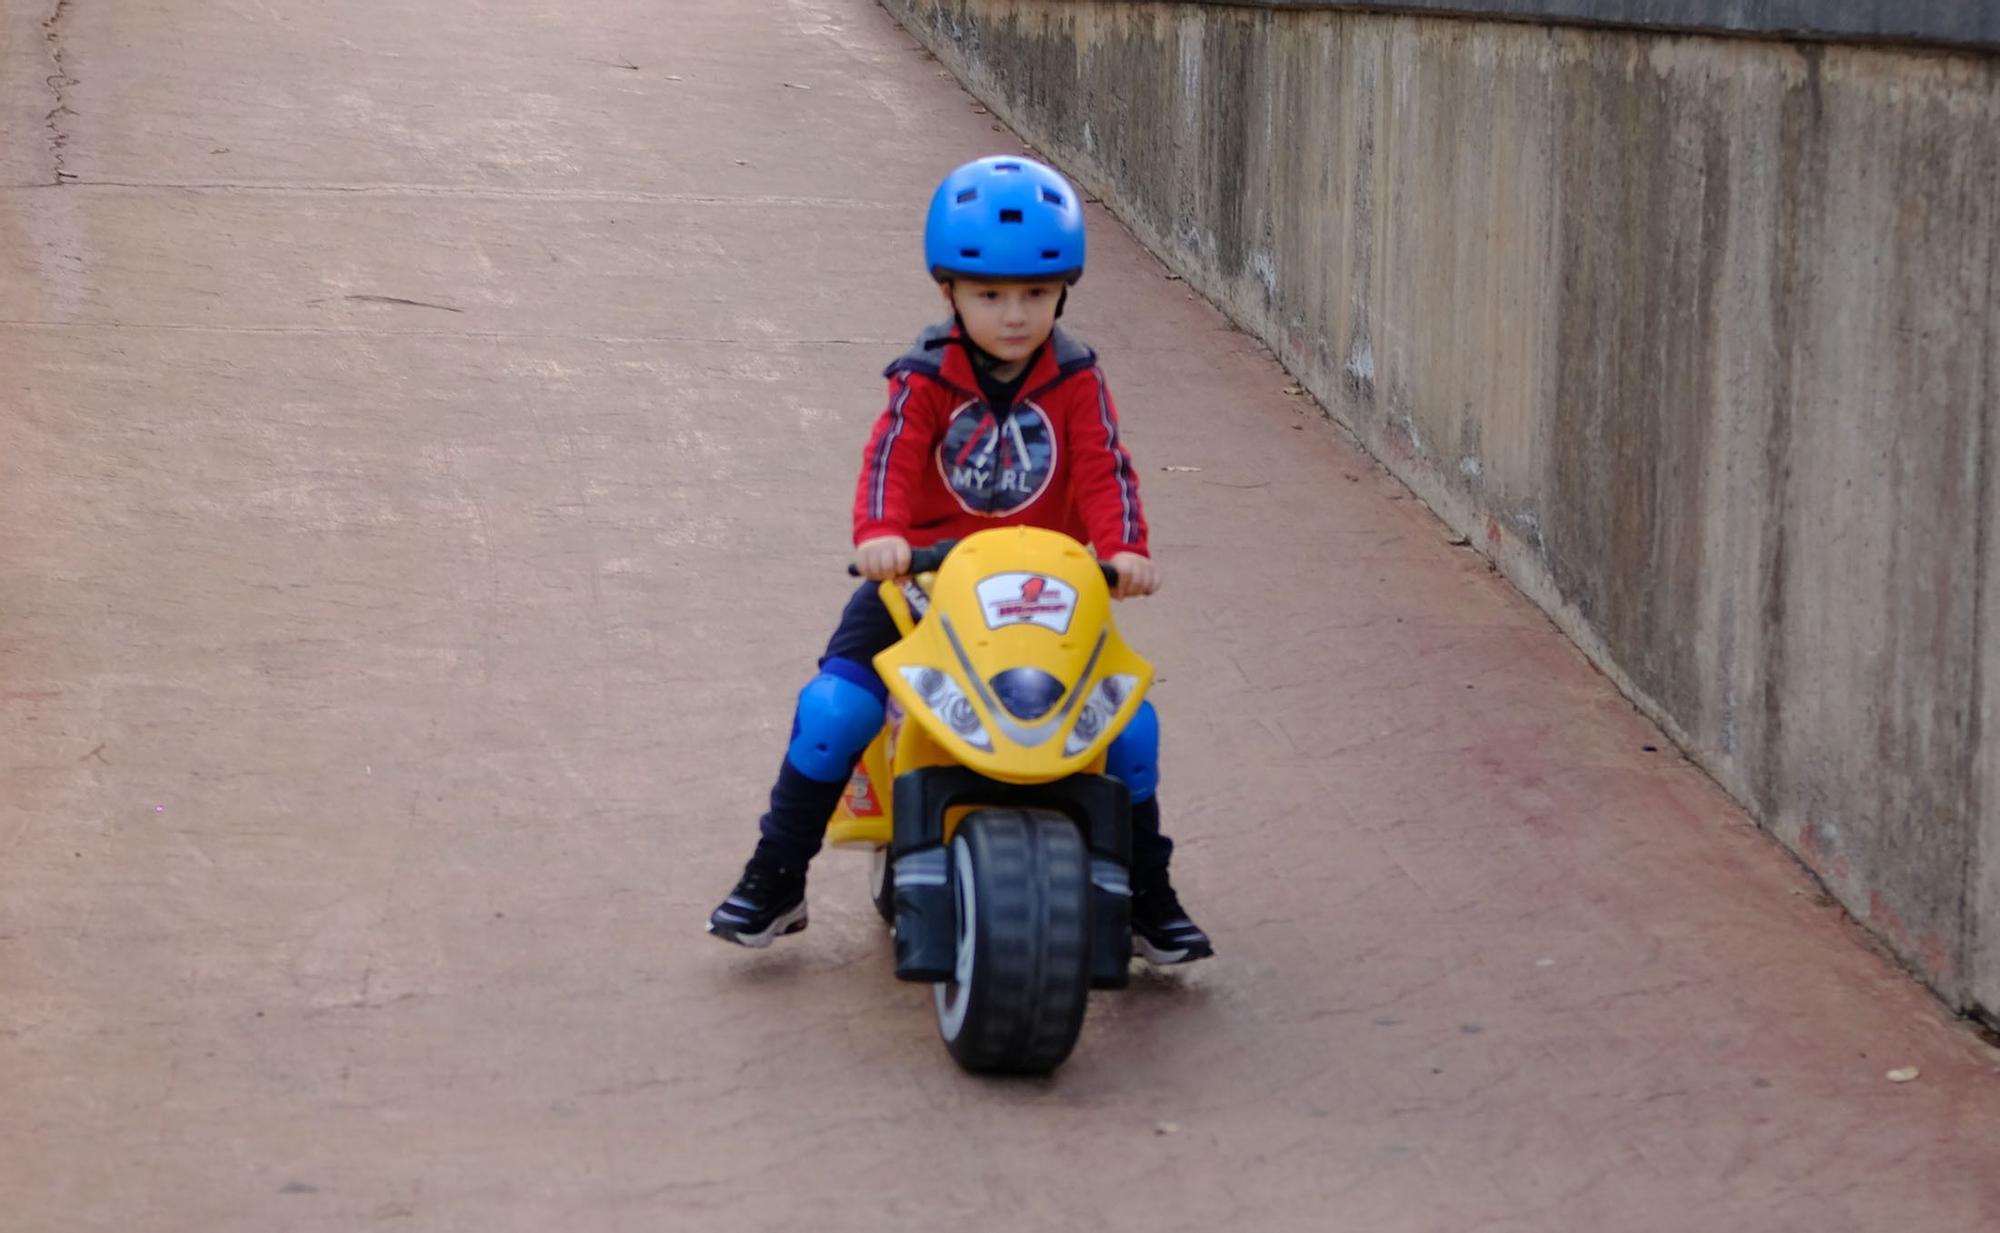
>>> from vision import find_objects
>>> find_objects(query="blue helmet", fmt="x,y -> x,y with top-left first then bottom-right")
924,156 -> 1086,284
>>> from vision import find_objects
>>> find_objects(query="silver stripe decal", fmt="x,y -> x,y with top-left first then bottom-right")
894,848 -> 948,886
1090,859 -> 1131,896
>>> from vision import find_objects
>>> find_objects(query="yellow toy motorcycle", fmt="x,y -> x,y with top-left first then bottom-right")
828,527 -> 1152,1073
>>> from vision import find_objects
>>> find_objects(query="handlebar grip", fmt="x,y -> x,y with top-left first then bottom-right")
848,539 -> 961,579
907,542 -> 956,574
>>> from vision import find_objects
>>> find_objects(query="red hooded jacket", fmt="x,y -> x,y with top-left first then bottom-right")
852,323 -> 1149,558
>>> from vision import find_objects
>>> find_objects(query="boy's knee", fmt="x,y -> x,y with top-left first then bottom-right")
787,663 -> 886,782
1106,700 -> 1160,802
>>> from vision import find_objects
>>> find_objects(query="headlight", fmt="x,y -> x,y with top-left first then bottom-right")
1064,674 -> 1141,756
899,665 -> 993,752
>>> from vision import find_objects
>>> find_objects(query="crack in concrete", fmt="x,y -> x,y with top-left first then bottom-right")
3,178 -> 902,209
0,319 -> 901,346
41,0 -> 76,186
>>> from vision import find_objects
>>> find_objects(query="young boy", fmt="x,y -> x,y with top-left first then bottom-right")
706,156 -> 1212,965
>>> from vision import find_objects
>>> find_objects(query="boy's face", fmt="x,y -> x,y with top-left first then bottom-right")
943,278 -> 1067,364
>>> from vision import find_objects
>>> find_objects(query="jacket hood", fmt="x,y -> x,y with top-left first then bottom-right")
885,321 -> 1097,400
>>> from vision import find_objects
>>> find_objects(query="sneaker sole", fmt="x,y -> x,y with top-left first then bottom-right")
1134,934 -> 1213,966
707,901 -> 809,949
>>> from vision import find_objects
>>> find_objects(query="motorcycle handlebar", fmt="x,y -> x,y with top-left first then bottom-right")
847,540 -> 1120,588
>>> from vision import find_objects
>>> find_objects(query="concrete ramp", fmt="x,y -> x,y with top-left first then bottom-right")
2,1 -> 1997,1228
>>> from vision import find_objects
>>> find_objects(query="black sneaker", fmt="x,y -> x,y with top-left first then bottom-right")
1130,883 -> 1213,966
706,863 -> 808,948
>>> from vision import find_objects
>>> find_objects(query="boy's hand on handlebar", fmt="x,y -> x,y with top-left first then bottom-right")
1105,551 -> 1159,599
854,535 -> 913,581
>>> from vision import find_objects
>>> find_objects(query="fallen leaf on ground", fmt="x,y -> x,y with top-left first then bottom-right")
1886,1067 -> 1921,1083
783,81 -> 812,90
1283,384 -> 1306,396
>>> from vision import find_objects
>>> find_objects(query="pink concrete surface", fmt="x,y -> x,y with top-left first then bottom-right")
2,1 -> 1996,1229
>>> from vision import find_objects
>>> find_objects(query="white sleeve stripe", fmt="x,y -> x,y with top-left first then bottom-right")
1095,373 -> 1139,545
870,376 -> 913,522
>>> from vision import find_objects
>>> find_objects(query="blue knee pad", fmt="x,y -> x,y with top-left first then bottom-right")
1106,700 -> 1160,803
786,662 -> 887,783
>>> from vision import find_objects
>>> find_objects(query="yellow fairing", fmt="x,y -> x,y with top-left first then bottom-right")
824,574 -> 930,850
874,527 -> 1153,786
824,727 -> 894,849
825,693 -> 1005,848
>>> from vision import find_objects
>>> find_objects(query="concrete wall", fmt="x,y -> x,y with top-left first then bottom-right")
883,0 -> 2000,1016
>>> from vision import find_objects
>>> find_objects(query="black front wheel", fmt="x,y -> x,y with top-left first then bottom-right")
933,809 -> 1092,1074
867,845 -> 895,924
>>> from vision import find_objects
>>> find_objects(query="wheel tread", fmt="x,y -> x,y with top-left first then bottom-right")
939,809 -> 1093,1074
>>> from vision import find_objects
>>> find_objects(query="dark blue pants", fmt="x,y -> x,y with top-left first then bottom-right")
756,584 -> 1174,883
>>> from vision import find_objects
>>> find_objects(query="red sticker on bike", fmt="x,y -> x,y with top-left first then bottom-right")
844,767 -> 883,818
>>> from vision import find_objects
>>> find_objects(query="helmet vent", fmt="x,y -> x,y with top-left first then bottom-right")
1041,188 -> 1065,205
1041,249 -> 1061,259
998,208 -> 1023,224
993,162 -> 1022,172
955,188 -> 979,204
959,247 -> 981,259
